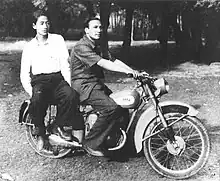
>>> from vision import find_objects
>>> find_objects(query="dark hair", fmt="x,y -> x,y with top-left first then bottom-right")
32,9 -> 50,24
83,17 -> 101,29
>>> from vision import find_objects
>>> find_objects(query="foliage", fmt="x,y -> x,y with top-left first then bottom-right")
196,0 -> 220,10
1,0 -> 220,54
0,0 -> 87,37
0,0 -> 34,36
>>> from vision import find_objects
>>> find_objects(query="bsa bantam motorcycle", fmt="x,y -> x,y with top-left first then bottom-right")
19,72 -> 210,179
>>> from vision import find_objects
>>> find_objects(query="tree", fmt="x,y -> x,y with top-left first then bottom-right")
121,3 -> 134,61
0,0 -> 34,36
194,0 -> 220,62
99,1 -> 112,59
32,0 -> 87,36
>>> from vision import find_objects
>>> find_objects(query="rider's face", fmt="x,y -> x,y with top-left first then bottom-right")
33,15 -> 50,36
85,20 -> 102,41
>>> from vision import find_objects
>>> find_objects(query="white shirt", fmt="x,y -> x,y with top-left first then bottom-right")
20,33 -> 71,97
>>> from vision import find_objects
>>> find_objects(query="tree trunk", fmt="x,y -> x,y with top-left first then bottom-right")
122,5 -> 134,61
158,3 -> 169,66
169,12 -> 182,47
205,15 -> 220,63
131,17 -> 134,42
100,2 -> 111,59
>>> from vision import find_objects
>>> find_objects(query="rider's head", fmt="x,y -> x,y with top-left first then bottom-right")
84,17 -> 102,41
32,10 -> 50,37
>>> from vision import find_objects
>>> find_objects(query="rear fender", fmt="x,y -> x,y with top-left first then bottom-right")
18,100 -> 30,124
134,100 -> 199,153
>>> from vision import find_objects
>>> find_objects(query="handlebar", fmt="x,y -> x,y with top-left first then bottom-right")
127,72 -> 155,81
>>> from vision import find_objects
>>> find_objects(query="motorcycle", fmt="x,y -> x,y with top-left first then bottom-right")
19,72 -> 210,179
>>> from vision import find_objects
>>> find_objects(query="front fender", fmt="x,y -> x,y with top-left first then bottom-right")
18,100 -> 30,124
134,100 -> 199,153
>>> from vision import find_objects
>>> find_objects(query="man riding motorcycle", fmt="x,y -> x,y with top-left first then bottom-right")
70,17 -> 142,156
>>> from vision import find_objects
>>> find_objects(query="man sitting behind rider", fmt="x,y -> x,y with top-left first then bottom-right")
20,10 -> 84,151
70,17 -> 141,157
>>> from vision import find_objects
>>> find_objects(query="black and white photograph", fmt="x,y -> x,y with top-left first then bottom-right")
0,0 -> 219,180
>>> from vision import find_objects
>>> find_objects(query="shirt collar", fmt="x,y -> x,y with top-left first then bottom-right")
33,33 -> 51,46
83,35 -> 101,49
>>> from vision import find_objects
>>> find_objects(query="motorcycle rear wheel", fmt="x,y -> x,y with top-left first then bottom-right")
143,113 -> 210,179
25,113 -> 72,158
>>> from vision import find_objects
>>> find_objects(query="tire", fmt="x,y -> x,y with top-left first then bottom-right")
143,113 -> 210,179
25,113 -> 71,159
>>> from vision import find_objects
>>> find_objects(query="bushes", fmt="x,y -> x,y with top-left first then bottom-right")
0,0 -> 87,37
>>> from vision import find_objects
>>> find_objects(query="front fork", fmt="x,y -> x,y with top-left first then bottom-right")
156,105 -> 176,142
144,84 -> 176,142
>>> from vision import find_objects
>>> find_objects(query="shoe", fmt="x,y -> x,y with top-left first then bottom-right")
51,125 -> 72,141
71,136 -> 83,147
84,146 -> 105,157
36,136 -> 45,151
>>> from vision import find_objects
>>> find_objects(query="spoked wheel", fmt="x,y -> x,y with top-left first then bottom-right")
143,113 -> 210,179
25,113 -> 72,158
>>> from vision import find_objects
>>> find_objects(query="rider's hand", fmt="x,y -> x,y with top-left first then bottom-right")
132,70 -> 149,78
140,71 -> 149,77
132,70 -> 140,78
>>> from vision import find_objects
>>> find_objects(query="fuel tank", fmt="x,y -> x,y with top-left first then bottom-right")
109,89 -> 141,109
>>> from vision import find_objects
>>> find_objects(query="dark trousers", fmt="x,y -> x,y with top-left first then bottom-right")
29,72 -> 84,135
82,85 -> 129,150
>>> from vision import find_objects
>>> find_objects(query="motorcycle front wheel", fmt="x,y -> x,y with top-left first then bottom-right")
143,113 -> 210,179
25,113 -> 72,159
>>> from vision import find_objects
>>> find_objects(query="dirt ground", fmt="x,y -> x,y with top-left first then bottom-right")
0,41 -> 220,181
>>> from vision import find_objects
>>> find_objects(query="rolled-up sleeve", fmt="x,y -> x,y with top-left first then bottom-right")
20,46 -> 32,97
